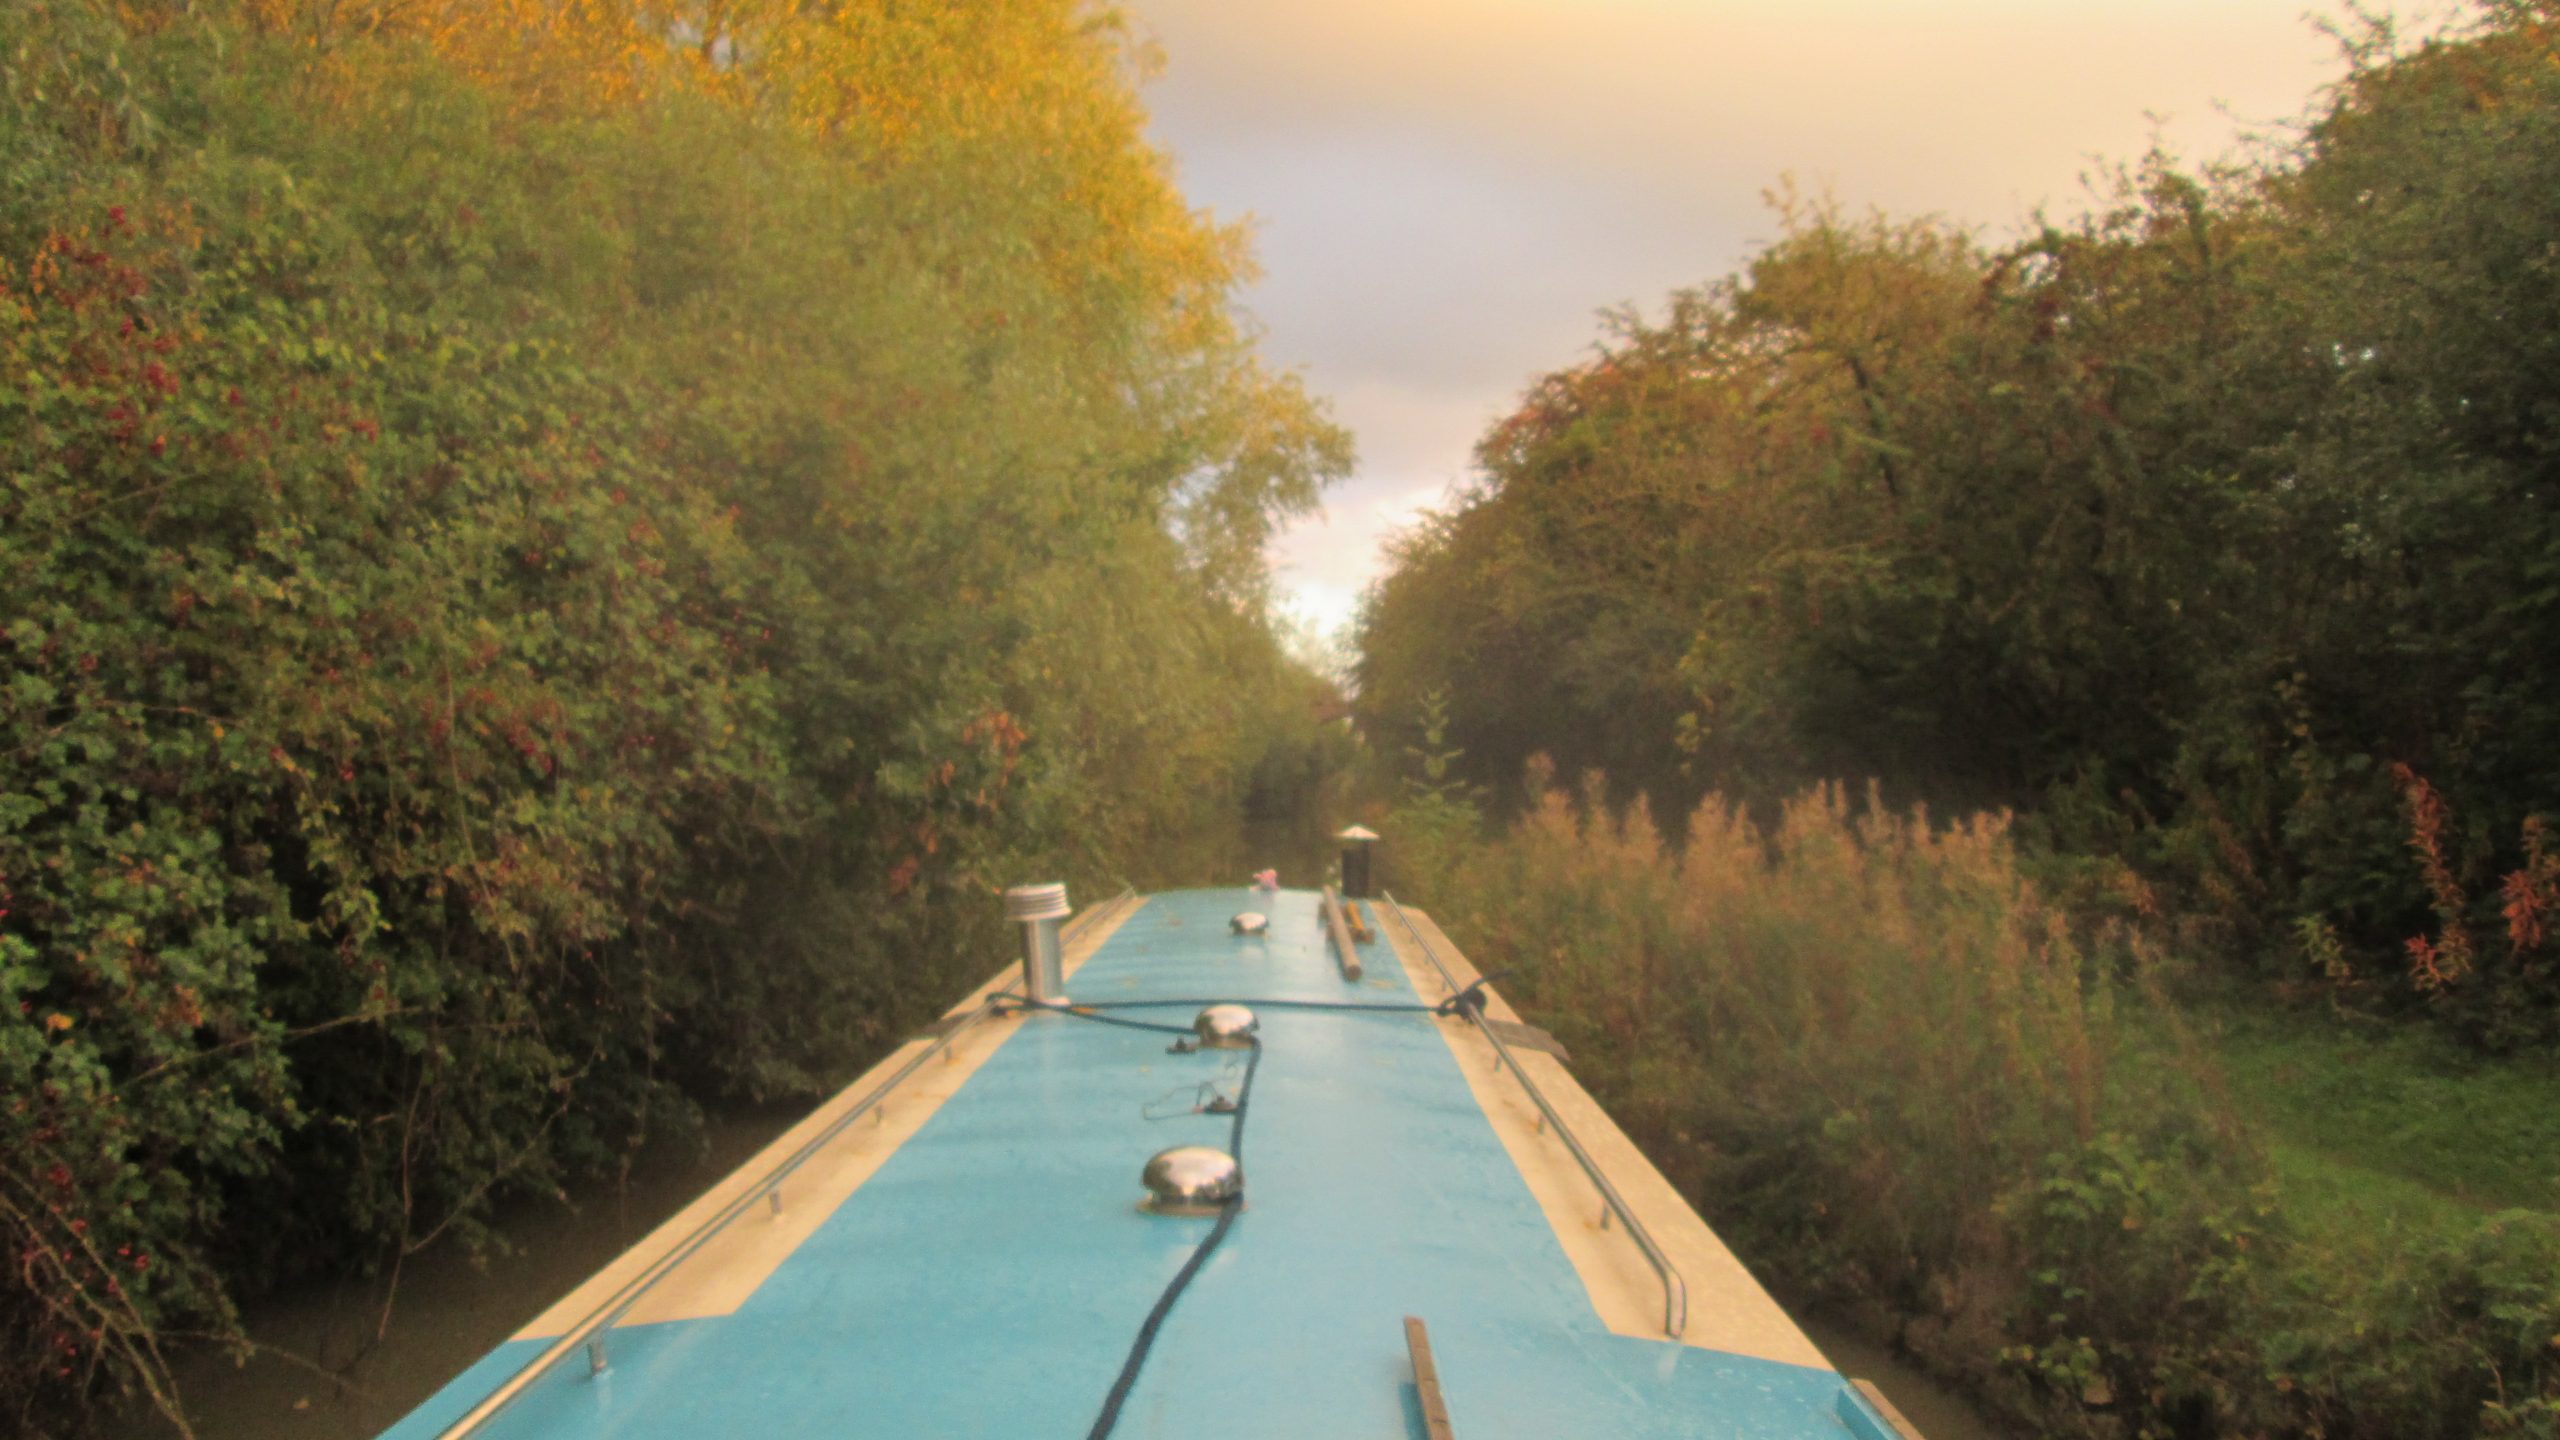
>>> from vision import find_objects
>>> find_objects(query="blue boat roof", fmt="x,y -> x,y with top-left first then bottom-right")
383,889 -> 1901,1440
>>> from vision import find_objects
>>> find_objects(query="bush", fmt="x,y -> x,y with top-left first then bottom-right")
1417,772 -> 2560,1437
1419,775 -> 2262,1432
0,1 -> 1349,1429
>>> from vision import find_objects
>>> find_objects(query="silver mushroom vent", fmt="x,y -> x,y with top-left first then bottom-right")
1191,1004 -> 1258,1049
1141,1145 -> 1242,1216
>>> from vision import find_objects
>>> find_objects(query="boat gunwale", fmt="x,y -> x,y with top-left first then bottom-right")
424,888 -> 1140,1440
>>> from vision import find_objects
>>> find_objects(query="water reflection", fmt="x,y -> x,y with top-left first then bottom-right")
1798,1312 -> 2017,1440
109,1107 -> 802,1440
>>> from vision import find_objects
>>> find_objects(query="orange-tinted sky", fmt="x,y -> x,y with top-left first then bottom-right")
1124,0 -> 2454,648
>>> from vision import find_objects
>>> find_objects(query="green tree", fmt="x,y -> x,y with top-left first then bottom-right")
0,0 -> 1349,1427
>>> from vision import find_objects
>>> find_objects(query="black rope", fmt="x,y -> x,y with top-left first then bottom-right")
1045,996 -> 1438,1016
1035,1006 -> 1198,1039
1140,1078 -> 1240,1121
996,988 -> 1516,1023
1045,988 -> 1507,1020
1012,990 -> 1549,1436
990,996 -> 1195,1032
1012,998 -> 1265,1440
1085,1035 -> 1260,1440
1435,973 -> 1508,1020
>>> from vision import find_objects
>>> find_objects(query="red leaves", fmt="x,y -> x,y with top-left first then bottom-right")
961,707 -> 1027,758
2505,872 -> 2550,955
2392,763 -> 2475,992
2405,934 -> 2460,994
2500,817 -> 2559,961
2392,767 -> 2560,991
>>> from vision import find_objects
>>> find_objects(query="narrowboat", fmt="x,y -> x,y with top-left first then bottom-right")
377,877 -> 1922,1439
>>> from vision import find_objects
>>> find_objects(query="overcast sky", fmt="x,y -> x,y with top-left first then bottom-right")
1120,0 -> 2445,648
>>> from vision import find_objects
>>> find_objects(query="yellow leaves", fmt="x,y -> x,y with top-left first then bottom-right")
240,0 -> 674,118
43,1013 -> 73,1033
214,0 -> 1245,388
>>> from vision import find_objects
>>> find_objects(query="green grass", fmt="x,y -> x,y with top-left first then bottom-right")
2199,998 -> 2560,1243
2264,1141 -> 2483,1259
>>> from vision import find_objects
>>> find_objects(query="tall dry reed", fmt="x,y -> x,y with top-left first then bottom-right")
1423,776 -> 2266,1433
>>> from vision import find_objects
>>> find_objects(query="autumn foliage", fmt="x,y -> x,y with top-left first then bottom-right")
1359,3 -> 2560,1044
0,0 -> 1347,1430
1417,774 -> 2560,1438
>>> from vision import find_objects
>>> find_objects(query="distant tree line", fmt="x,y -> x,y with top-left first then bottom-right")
1358,2 -> 2560,1044
0,1 -> 1347,1429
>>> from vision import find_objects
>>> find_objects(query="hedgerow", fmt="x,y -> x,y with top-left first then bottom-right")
0,2 -> 1349,1431
1403,775 -> 2560,1438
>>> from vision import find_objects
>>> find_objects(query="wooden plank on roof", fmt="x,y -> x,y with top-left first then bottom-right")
1345,899 -> 1376,944
1405,1315 -> 1457,1440
1320,886 -> 1363,981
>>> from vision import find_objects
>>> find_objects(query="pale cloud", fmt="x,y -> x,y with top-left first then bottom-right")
1265,374 -> 1496,643
1127,0 -> 2427,634
1273,471 -> 1467,643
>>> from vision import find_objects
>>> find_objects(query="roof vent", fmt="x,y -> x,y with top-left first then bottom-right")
1337,825 -> 1380,899
1192,1004 -> 1258,1049
1141,1145 -> 1242,1215
1229,912 -> 1268,936
1003,883 -> 1070,923
1004,883 -> 1071,1005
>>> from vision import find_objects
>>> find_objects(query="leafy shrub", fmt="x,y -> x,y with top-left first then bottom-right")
0,1 -> 1349,1430
1419,775 -> 2263,1433
1353,1 -> 2560,1034
1416,773 -> 2560,1437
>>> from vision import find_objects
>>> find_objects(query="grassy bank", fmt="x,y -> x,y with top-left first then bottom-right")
1394,780 -> 2560,1439
2200,1000 -> 2560,1437
2204,1001 -> 2560,1224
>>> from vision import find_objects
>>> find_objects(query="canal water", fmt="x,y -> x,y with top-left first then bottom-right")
109,1106 -> 805,1440
1797,1314 -> 2019,1440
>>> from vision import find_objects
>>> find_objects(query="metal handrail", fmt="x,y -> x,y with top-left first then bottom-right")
1379,892 -> 1689,1340
431,887 -> 1139,1439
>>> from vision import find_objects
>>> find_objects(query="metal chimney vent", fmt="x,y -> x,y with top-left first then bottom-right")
1141,1145 -> 1242,1216
1004,883 -> 1071,1004
1004,883 -> 1070,923
1192,1004 -> 1258,1049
